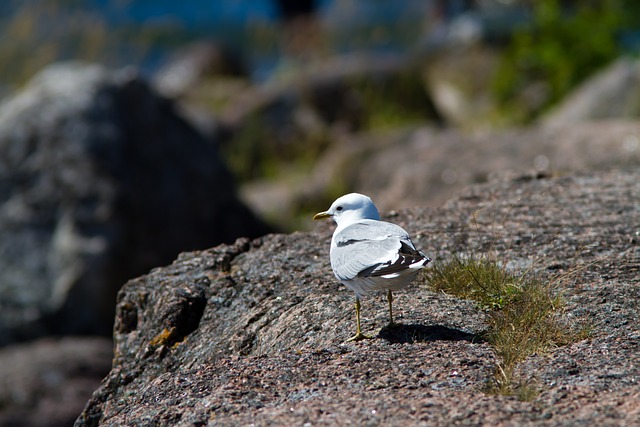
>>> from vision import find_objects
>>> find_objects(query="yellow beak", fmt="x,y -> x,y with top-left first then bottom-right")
313,211 -> 331,220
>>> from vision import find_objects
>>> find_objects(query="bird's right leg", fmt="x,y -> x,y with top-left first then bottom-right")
346,296 -> 372,342
386,289 -> 396,326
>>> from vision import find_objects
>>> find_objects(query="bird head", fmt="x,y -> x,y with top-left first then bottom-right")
313,193 -> 380,227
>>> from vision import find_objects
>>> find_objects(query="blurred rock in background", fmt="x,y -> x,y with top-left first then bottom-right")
0,62 -> 270,345
542,57 -> 640,128
0,337 -> 113,427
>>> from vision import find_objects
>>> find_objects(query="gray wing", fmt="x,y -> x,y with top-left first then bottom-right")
330,220 -> 428,281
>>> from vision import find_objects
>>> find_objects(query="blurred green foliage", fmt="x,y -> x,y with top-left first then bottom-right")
222,68 -> 439,184
223,112 -> 331,182
492,0 -> 640,122
353,69 -> 440,130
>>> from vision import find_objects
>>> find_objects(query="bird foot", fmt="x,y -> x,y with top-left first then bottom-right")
346,332 -> 373,342
385,321 -> 400,329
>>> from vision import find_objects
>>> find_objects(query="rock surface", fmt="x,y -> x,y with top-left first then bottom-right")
77,169 -> 639,426
0,62 -> 270,345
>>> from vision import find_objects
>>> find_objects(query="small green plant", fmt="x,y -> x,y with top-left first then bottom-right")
424,253 -> 589,400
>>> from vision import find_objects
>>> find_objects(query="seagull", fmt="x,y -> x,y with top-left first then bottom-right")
314,193 -> 431,341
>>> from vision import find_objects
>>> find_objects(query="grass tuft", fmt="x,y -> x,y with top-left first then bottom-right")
424,253 -> 589,400
425,254 -> 523,310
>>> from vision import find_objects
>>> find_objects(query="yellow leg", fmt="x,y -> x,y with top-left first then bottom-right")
346,296 -> 372,342
387,290 -> 396,326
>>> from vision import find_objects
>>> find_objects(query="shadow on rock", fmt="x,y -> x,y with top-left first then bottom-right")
378,324 -> 481,344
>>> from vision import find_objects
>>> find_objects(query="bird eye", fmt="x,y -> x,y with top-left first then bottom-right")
336,206 -> 343,211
